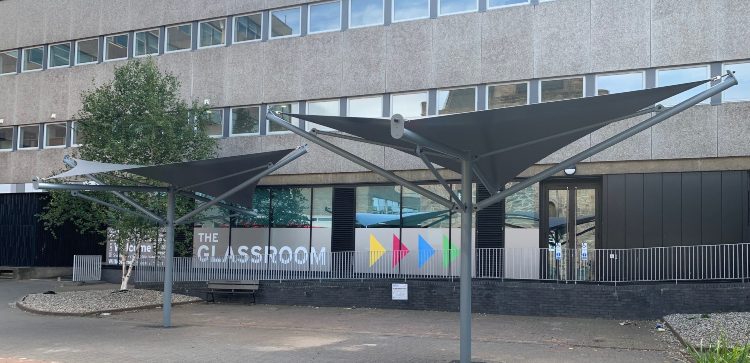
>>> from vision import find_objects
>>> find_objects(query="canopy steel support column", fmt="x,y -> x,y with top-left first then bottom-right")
163,187 -> 176,327
459,156 -> 473,363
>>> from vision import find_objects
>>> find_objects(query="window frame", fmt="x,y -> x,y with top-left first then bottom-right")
233,12 -> 264,44
75,38 -> 100,65
538,76 -> 586,103
346,95 -> 384,117
43,122 -> 68,149
198,18 -> 227,49
486,0 -> 529,10
308,0 -> 343,35
392,0 -> 431,23
103,33 -> 130,62
436,86 -> 478,115
0,126 -> 13,151
348,0 -> 386,29
655,65 -> 710,106
485,81 -> 530,110
47,42 -> 71,69
594,70 -> 646,97
266,102 -> 301,134
229,105 -> 262,136
17,125 -> 40,150
205,108 -> 225,138
0,50 -> 18,76
164,23 -> 194,54
305,98 -> 341,131
722,61 -> 750,103
269,6 -> 303,40
71,121 -> 82,147
21,46 -> 44,72
390,91 -> 430,118
133,28 -> 161,58
437,0 -> 479,17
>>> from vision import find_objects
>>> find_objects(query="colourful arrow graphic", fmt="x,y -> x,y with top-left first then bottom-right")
392,234 -> 409,267
369,234 -> 385,267
418,235 -> 435,268
442,235 -> 459,267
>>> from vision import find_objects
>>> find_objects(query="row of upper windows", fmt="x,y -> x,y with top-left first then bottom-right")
0,0 -> 553,75
2,61 -> 748,152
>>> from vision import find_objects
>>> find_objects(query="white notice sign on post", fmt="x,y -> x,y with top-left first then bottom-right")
392,283 -> 408,300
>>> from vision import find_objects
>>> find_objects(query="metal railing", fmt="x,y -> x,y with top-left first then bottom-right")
134,243 -> 750,284
73,255 -> 102,282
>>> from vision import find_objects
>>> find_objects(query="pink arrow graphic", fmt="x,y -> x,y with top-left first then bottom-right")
392,234 -> 409,267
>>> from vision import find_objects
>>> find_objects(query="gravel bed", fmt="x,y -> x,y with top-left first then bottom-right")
18,289 -> 201,315
664,312 -> 750,349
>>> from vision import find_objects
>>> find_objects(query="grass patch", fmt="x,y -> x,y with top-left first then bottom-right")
690,335 -> 750,363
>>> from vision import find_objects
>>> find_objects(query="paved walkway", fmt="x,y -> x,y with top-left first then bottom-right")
0,279 -> 688,362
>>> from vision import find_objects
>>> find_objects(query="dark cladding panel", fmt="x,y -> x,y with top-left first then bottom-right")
476,184 -> 503,249
625,174 -> 644,249
331,187 -> 355,252
701,172 -> 722,244
603,175 -> 626,249
721,171 -> 745,243
681,173 -> 702,245
643,174 -> 663,247
662,174 -> 682,246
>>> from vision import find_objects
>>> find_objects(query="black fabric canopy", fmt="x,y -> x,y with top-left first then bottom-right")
292,80 -> 707,190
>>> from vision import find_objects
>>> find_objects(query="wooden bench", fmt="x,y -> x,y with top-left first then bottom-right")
205,280 -> 259,304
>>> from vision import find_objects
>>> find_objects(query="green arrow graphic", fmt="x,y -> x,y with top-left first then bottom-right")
442,235 -> 459,268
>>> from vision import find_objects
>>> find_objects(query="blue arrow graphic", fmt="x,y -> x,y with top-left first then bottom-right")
418,235 -> 435,268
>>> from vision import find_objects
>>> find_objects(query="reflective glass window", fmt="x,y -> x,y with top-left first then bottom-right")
309,1 -> 341,34
104,34 -> 129,61
596,72 -> 644,96
71,121 -> 84,146
268,103 -> 300,133
356,185 -> 401,228
270,7 -> 302,38
205,109 -> 224,137
312,187 -> 333,228
48,43 -> 71,68
540,77 -> 584,102
439,0 -> 477,15
76,39 -> 99,64
44,123 -> 67,147
0,50 -> 18,75
18,125 -> 39,149
230,106 -> 260,135
234,13 -> 262,43
723,62 -> 750,102
437,87 -> 476,115
199,19 -> 226,48
657,66 -> 709,106
0,127 -> 12,150
487,82 -> 528,109
271,188 -> 312,227
391,91 -> 428,118
350,0 -> 384,28
348,96 -> 383,117
488,0 -> 528,8
22,47 -> 44,71
504,182 -> 539,229
401,185 -> 451,228
393,0 -> 429,22
306,99 -> 339,131
134,29 -> 160,57
166,24 -> 193,52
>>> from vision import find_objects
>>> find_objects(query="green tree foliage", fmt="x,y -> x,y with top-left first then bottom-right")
40,58 -> 218,259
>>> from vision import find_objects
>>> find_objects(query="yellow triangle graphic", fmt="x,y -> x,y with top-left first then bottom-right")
369,234 -> 386,267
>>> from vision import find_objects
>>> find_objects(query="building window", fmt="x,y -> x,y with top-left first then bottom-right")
347,95 -> 383,117
393,0 -> 430,22
350,0 -> 384,28
44,123 -> 67,148
391,91 -> 428,118
438,0 -> 478,16
595,72 -> 644,96
540,77 -> 584,103
104,34 -> 129,61
199,19 -> 226,48
48,43 -> 71,68
234,13 -> 263,43
71,121 -> 83,146
0,50 -> 18,75
487,0 -> 528,9
0,127 -> 12,150
487,82 -> 528,109
134,29 -> 160,57
437,87 -> 476,115
306,99 -> 339,131
22,47 -> 44,72
267,103 -> 300,133
18,125 -> 39,149
356,185 -> 401,227
656,66 -> 709,106
722,62 -> 750,102
166,24 -> 193,52
230,106 -> 261,135
270,7 -> 302,39
205,109 -> 224,137
309,1 -> 341,34
75,38 -> 99,65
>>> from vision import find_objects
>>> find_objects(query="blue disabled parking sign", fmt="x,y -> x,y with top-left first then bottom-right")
581,242 -> 588,261
555,243 -> 562,261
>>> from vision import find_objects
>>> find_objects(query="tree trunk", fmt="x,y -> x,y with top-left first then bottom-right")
119,242 -> 142,291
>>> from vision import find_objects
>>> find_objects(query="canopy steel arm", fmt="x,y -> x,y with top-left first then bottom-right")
177,191 -> 259,218
268,112 -> 455,209
475,71 -> 738,212
63,156 -> 165,225
174,145 -> 308,225
472,164 -> 497,194
33,180 -> 168,193
416,147 -> 463,209
312,129 -> 456,160
71,191 -> 164,224
178,164 -> 271,191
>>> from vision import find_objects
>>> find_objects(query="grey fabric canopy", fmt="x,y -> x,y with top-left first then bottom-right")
48,149 -> 296,208
292,80 -> 708,191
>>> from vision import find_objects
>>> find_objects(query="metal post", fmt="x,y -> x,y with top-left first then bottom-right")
459,156 -> 473,363
163,187 -> 175,328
